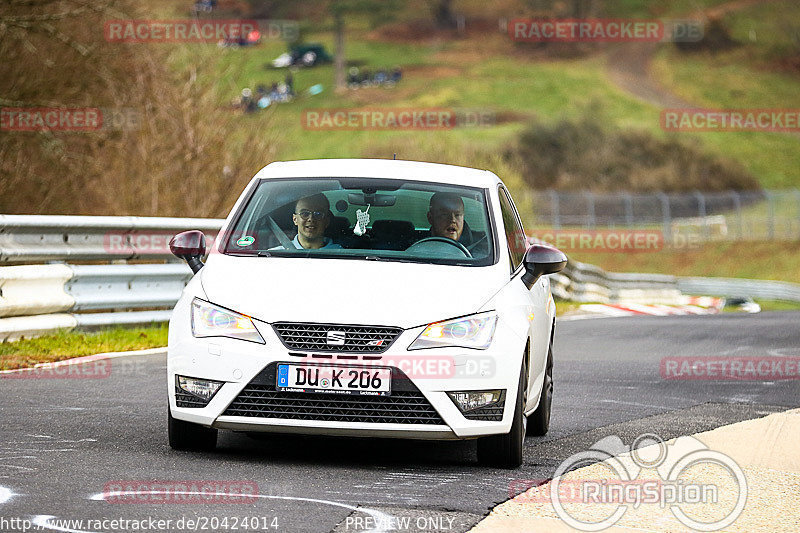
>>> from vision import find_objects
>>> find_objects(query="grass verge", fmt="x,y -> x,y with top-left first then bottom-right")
568,240 -> 800,284
751,299 -> 800,312
0,324 -> 168,371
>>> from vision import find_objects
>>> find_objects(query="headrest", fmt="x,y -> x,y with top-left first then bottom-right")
327,215 -> 350,236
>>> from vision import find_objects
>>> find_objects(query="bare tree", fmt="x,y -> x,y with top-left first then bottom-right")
430,0 -> 457,29
327,0 -> 399,91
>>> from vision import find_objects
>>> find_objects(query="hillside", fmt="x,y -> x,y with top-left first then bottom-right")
2,0 -> 799,218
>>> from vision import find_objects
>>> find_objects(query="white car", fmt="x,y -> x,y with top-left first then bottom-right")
167,159 -> 566,468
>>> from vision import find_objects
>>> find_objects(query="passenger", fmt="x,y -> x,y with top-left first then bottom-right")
287,193 -> 343,250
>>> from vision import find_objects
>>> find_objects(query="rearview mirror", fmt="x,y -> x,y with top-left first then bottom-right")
347,192 -> 396,206
169,230 -> 207,273
521,244 -> 567,289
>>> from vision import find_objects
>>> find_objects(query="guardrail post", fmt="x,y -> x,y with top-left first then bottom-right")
585,191 -> 596,229
548,190 -> 561,229
658,192 -> 671,244
794,189 -> 800,241
694,191 -> 708,240
624,193 -> 634,228
766,190 -> 775,240
730,190 -> 742,241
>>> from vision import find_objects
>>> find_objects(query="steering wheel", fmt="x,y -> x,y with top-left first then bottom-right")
467,234 -> 487,252
407,237 -> 472,258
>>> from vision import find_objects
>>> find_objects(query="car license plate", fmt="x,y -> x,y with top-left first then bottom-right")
276,364 -> 391,396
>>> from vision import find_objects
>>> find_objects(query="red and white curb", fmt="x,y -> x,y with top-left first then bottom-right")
561,297 -> 724,320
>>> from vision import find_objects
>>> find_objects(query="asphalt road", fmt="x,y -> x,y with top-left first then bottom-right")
1,312 -> 799,533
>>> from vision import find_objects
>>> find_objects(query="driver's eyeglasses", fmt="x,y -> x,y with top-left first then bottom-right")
295,210 -> 326,220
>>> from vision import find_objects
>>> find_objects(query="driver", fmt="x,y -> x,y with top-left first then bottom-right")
427,192 -> 465,241
285,193 -> 342,250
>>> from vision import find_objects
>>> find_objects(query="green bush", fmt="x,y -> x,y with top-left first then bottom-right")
508,108 -> 760,192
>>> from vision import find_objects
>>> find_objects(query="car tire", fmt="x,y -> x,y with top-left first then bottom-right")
527,340 -> 553,436
168,408 -> 218,451
477,366 -> 525,468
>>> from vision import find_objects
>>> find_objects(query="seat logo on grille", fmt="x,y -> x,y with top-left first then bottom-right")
326,331 -> 346,346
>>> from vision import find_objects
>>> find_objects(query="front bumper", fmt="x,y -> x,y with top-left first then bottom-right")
167,301 -> 528,440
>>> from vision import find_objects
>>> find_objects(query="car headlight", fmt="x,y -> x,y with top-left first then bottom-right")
191,298 -> 265,344
408,312 -> 497,350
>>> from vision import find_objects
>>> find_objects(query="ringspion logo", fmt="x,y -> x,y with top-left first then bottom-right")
545,433 -> 747,531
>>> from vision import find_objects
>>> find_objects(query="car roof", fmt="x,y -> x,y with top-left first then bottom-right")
253,159 -> 501,188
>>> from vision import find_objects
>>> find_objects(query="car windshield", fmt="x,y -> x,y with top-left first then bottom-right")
221,177 -> 495,266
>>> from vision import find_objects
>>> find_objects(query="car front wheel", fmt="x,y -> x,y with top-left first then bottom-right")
477,366 -> 525,468
168,408 -> 218,451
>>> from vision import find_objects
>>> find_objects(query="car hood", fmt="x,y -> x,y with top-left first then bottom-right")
200,255 -> 502,329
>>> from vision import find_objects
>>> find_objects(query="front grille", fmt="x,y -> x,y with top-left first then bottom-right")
222,363 -> 445,425
272,322 -> 402,353
175,388 -> 209,408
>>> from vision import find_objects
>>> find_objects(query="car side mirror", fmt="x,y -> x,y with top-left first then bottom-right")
521,244 -> 567,289
169,230 -> 207,273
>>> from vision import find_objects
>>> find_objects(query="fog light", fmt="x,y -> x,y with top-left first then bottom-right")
177,375 -> 223,401
447,390 -> 503,413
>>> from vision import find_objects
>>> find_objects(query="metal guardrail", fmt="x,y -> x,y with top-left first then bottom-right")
0,262 -> 193,341
1,215 -> 800,341
0,263 -> 193,318
677,277 -> 800,302
0,214 -> 224,263
551,262 -> 683,304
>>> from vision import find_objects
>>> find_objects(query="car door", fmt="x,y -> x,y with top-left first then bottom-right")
497,186 -> 551,410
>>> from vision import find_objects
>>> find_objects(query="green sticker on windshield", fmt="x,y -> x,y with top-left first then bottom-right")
236,236 -> 255,247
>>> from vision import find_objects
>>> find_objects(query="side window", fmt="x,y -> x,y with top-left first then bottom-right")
498,187 -> 527,272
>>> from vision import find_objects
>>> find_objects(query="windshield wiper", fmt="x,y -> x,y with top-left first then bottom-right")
362,255 -> 417,263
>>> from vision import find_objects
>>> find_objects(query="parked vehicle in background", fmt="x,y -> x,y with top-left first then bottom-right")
271,43 -> 333,67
